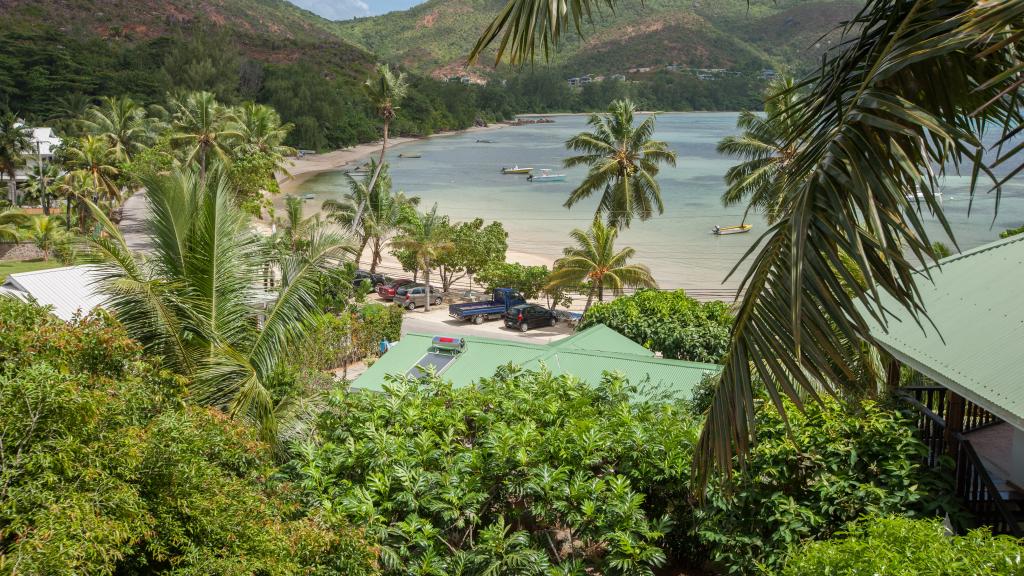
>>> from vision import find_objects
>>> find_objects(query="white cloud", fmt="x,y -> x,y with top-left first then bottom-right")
290,0 -> 371,20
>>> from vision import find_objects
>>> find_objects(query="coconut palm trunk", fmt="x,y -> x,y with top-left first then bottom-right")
5,171 -> 15,205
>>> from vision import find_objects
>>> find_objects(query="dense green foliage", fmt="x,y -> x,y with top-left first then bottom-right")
295,368 -> 698,576
698,398 -> 940,575
435,218 -> 509,292
475,261 -> 571,308
781,517 -> 1024,576
351,303 -> 404,359
580,290 -> 732,363
0,298 -> 377,574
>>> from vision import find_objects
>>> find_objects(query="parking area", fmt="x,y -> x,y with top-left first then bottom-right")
379,296 -> 576,344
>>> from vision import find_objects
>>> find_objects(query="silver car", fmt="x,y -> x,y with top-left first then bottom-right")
395,285 -> 443,310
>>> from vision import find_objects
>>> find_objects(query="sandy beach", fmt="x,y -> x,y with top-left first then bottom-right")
276,123 -> 506,199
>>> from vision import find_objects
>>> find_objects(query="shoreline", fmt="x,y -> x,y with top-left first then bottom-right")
276,123 -> 506,198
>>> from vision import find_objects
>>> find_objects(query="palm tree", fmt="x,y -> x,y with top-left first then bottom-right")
563,99 -> 677,229
390,204 -> 453,312
63,136 -> 121,231
88,166 -> 352,446
169,91 -> 240,180
547,218 -> 657,313
470,0 -> 1023,484
355,64 -> 408,230
716,76 -> 799,225
323,160 -> 419,271
23,163 -> 61,214
80,96 -> 162,163
278,195 -> 321,253
25,215 -> 66,261
231,102 -> 295,168
0,113 -> 31,205
0,208 -> 28,242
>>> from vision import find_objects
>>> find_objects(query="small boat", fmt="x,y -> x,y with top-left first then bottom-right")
399,153 -> 422,159
302,194 -> 315,200
713,224 -> 753,235
501,165 -> 533,175
476,139 -> 497,144
906,191 -> 943,202
527,169 -> 566,182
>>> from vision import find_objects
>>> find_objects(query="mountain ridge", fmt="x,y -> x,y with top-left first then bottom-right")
333,0 -> 862,79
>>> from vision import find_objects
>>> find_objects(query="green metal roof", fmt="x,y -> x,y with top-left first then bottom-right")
862,235 -> 1024,428
354,324 -> 722,399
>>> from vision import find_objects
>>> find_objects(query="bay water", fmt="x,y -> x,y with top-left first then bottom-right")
297,113 -> 1024,294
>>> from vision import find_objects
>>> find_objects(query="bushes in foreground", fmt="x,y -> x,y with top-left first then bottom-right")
293,363 -> 942,575
698,397 -> 939,575
0,298 -> 376,574
579,290 -> 733,363
295,367 -> 700,575
782,516 -> 1024,576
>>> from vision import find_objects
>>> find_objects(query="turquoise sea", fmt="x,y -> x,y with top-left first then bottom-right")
296,113 -> 1024,294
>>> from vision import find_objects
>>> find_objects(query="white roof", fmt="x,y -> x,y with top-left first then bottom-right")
29,127 -> 61,156
1,265 -> 105,321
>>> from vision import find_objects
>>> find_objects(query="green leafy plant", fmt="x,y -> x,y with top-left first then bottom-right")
294,368 -> 699,575
697,397 -> 939,575
0,298 -> 377,575
580,289 -> 732,363
781,516 -> 1024,576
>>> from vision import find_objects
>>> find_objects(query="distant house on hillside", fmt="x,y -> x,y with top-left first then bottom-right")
863,235 -> 1024,536
355,324 -> 722,398
0,265 -> 104,321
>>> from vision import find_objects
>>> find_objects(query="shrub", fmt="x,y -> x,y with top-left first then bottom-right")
294,368 -> 702,575
781,516 -> 1024,576
579,290 -> 732,363
351,302 -> 402,360
0,298 -> 377,575
697,397 -> 937,574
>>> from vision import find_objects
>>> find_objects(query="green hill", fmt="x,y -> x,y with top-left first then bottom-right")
334,0 -> 862,78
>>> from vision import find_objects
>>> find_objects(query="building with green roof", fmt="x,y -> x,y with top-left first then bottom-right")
861,234 -> 1024,535
354,324 -> 721,399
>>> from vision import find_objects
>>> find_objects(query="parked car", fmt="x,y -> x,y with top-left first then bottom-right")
354,269 -> 388,287
503,304 -> 558,332
396,285 -> 443,310
377,278 -> 415,300
448,288 -> 527,324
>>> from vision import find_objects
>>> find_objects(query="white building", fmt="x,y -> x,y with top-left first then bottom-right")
14,126 -> 62,182
0,265 -> 105,321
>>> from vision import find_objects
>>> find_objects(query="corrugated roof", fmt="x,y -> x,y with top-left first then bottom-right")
862,235 -> 1024,428
1,265 -> 105,321
354,324 -> 722,399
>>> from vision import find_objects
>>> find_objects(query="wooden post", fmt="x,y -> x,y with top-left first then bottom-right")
945,391 -> 965,459
885,359 -> 901,391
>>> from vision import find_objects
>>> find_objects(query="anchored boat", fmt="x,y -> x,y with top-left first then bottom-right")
501,165 -> 533,174
713,224 -> 753,235
527,169 -> 566,182
399,153 -> 422,158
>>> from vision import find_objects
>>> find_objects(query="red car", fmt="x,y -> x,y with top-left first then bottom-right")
377,278 -> 415,300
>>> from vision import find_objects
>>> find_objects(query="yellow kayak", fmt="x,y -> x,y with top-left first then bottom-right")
713,224 -> 753,235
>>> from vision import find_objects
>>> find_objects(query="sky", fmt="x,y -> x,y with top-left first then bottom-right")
288,0 -> 424,20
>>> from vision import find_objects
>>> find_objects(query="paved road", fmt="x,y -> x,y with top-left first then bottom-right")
118,192 -> 153,252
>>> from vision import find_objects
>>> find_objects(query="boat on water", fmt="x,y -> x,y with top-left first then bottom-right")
906,191 -> 943,202
713,224 -> 753,235
399,153 -> 422,158
302,194 -> 315,200
501,165 -> 533,174
527,169 -> 567,182
476,139 -> 497,144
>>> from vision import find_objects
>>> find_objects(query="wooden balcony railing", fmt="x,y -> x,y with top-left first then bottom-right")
902,386 -> 1001,433
898,389 -> 1021,537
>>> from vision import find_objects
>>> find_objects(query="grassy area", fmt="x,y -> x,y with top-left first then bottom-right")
0,259 -> 62,283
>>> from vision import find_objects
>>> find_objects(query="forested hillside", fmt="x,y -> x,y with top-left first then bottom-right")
335,0 -> 862,78
0,0 -> 509,150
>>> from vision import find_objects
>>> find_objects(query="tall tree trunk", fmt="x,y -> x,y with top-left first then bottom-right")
424,261 -> 432,312
598,282 -> 604,302
65,195 -> 73,231
199,146 -> 207,184
583,286 -> 595,314
356,235 -> 369,268
351,121 -> 390,236
370,238 -> 382,273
